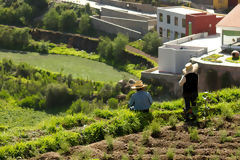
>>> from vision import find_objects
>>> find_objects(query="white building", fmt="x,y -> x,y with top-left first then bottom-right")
157,6 -> 201,42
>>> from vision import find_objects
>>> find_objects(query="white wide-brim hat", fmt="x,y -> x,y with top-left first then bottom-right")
182,63 -> 198,75
131,80 -> 147,89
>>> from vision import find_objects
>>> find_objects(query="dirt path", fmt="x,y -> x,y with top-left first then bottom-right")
31,115 -> 240,160
126,45 -> 158,63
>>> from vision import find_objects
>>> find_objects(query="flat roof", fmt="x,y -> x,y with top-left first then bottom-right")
180,33 -> 222,53
160,6 -> 201,15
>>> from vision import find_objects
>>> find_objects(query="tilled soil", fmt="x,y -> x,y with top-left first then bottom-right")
31,115 -> 240,160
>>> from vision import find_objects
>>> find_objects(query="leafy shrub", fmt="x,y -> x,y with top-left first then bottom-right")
220,103 -> 234,120
108,98 -> 118,109
68,99 -> 91,114
94,109 -> 115,119
0,90 -> 10,99
46,83 -> 74,109
18,94 -> 45,110
83,121 -> 107,144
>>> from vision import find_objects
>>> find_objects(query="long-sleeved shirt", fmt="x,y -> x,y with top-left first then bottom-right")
129,91 -> 153,110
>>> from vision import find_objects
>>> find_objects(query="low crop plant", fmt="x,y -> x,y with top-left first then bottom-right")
105,135 -> 114,151
184,145 -> 194,156
136,147 -> 145,160
108,98 -> 118,109
121,154 -> 129,160
149,120 -> 161,138
141,130 -> 151,145
103,153 -> 112,160
220,130 -> 233,143
166,147 -> 175,160
214,116 -> 225,130
168,115 -> 178,129
188,127 -> 200,142
151,149 -> 160,160
235,127 -> 240,137
73,149 -> 92,160
128,141 -> 134,155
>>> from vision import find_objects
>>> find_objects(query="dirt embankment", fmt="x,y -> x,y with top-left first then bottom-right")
31,115 -> 240,160
30,29 -> 99,53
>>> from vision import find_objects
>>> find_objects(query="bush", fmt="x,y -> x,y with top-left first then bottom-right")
68,99 -> 91,114
108,98 -> 118,109
18,94 -> 45,110
0,90 -> 10,99
94,109 -> 115,119
220,103 -> 234,120
46,83 -> 74,109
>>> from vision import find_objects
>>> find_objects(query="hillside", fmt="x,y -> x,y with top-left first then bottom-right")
31,115 -> 240,160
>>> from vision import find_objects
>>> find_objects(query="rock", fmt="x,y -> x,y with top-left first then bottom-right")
231,50 -> 239,59
117,94 -> 126,101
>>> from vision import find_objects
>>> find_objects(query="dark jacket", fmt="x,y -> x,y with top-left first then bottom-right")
183,73 -> 198,97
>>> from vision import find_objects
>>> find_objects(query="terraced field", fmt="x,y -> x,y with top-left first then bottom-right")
0,50 -> 137,82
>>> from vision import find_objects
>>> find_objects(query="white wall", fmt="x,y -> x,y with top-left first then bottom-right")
158,45 -> 207,73
157,8 -> 186,42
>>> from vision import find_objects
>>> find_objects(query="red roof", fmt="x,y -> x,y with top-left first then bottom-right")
217,4 -> 240,28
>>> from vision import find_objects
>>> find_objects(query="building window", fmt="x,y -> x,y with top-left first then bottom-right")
159,13 -> 163,22
174,31 -> 179,39
174,17 -> 178,26
159,27 -> 163,36
181,33 -> 185,37
182,18 -> 186,28
167,15 -> 171,24
167,29 -> 171,39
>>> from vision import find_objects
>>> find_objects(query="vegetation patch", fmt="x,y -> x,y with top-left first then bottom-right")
225,57 -> 240,63
201,54 -> 223,63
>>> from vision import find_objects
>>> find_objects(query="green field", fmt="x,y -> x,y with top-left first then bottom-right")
0,50 -> 137,82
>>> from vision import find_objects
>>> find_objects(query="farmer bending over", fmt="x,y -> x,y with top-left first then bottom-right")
129,80 -> 153,112
179,62 -> 199,122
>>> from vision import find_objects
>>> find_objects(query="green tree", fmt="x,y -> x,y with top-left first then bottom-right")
97,36 -> 113,60
85,3 -> 92,15
142,31 -> 162,57
59,10 -> 78,33
43,8 -> 60,31
112,33 -> 129,60
78,14 -> 90,34
16,2 -> 32,25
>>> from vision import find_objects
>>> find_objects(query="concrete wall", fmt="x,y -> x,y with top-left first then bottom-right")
141,68 -> 182,98
101,16 -> 149,34
30,29 -> 99,53
164,32 -> 208,45
91,0 -> 156,14
158,44 -> 207,73
90,16 -> 142,40
101,7 -> 151,21
191,59 -> 240,92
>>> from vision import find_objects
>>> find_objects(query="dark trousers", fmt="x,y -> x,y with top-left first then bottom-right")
184,96 -> 197,111
184,96 -> 197,121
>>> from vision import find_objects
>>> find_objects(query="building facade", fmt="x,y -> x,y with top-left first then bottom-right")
157,6 -> 223,42
157,6 -> 201,42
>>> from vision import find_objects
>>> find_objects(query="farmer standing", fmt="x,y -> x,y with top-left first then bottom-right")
129,80 -> 153,112
179,62 -> 199,121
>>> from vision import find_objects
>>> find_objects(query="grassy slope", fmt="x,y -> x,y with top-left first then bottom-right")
0,99 -> 51,129
0,50 -> 136,82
